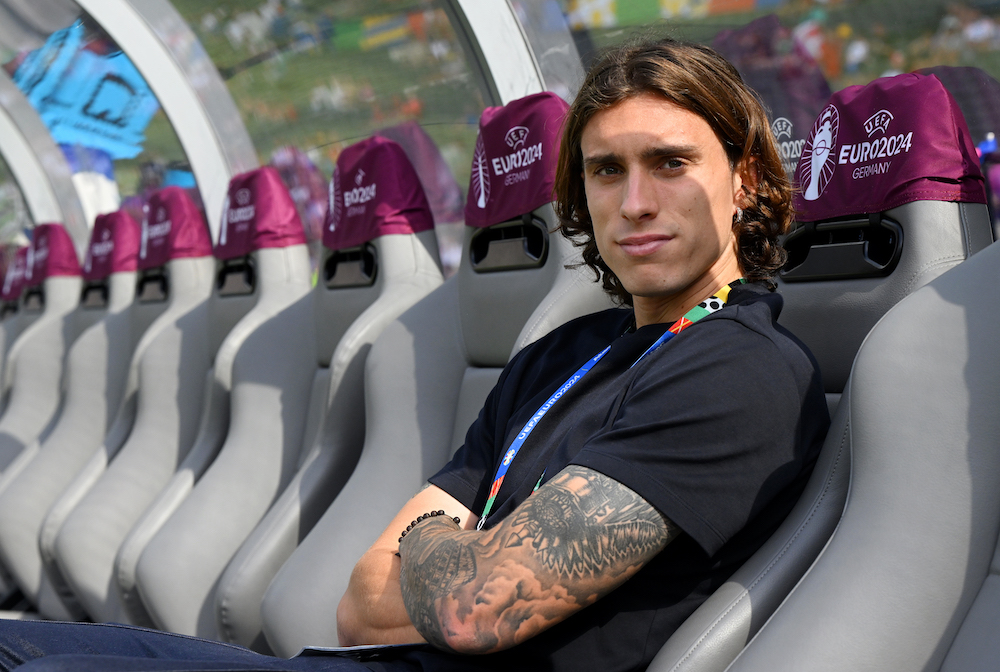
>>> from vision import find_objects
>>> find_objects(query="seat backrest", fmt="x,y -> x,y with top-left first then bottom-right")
0,211 -> 158,619
41,186 -> 215,625
0,247 -> 32,415
260,92 -> 614,655
127,166 -> 316,638
777,73 -> 992,414
0,224 -> 82,472
648,73 -> 992,672
724,213 -> 1000,672
214,136 -> 444,651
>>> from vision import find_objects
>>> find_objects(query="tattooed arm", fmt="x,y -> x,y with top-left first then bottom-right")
398,465 -> 677,654
336,484 -> 478,646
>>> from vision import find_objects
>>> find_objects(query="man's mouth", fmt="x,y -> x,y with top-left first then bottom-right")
617,234 -> 673,256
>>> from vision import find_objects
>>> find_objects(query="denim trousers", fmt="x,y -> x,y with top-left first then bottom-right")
0,620 -> 423,672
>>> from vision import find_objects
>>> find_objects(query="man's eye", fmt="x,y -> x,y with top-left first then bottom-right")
594,166 -> 621,176
663,159 -> 684,170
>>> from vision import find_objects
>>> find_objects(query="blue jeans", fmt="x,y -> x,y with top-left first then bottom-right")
0,620 -> 422,672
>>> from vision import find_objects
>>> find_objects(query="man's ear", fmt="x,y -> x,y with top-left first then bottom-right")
734,157 -> 760,207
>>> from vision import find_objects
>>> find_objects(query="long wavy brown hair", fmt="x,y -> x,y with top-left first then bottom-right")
555,37 -> 792,305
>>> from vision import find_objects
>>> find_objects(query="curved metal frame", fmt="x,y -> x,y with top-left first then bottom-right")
75,0 -> 259,242
451,0 -> 545,105
0,70 -> 88,252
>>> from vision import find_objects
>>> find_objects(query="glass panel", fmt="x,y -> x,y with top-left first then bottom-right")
171,0 -> 491,276
510,0 -> 586,101
0,2 -> 194,235
559,0 -> 1000,224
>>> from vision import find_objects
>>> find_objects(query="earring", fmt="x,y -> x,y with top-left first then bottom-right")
734,207 -> 744,223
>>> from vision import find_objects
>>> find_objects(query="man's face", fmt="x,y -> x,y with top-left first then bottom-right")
581,93 -> 743,309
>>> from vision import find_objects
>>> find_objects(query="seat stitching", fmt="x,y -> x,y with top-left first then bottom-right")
959,204 -> 972,257
517,279 -> 580,351
668,420 -> 849,672
902,255 -> 964,296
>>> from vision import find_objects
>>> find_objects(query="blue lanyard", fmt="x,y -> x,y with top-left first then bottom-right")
476,282 -> 742,530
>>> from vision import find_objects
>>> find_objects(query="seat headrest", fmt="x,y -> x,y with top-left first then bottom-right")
83,210 -> 140,281
795,73 -> 986,221
323,136 -> 434,251
375,121 -> 464,225
140,187 -> 213,270
214,166 -> 307,260
464,91 -> 568,228
1,247 -> 28,303
25,223 -> 80,286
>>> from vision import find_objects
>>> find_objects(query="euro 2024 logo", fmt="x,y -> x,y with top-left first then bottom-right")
799,104 -> 840,201
328,166 -> 342,232
472,133 -> 491,209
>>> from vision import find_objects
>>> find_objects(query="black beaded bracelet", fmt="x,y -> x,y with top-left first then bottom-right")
398,510 -> 461,543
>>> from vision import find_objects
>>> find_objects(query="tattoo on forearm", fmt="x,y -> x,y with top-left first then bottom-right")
398,465 -> 676,653
399,523 -> 477,650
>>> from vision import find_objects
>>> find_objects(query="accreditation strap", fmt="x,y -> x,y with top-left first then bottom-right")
476,280 -> 745,530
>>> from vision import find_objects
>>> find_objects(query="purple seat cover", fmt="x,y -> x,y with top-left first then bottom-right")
25,224 -> 81,287
375,121 -> 464,225
464,92 -> 569,228
1,248 -> 28,303
794,73 -> 986,222
83,211 -> 140,281
324,136 -> 434,251
140,187 -> 213,271
214,166 -> 307,260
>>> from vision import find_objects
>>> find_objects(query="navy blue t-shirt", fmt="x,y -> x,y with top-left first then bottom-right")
415,283 -> 829,672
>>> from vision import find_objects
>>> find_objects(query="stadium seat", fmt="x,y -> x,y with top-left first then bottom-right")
0,247 -> 33,415
723,176 -> 1000,672
0,211 -> 160,620
214,136 -> 444,652
260,91 -> 613,655
123,166 -> 317,637
647,73 -> 992,672
38,187 -> 216,625
0,225 -> 85,475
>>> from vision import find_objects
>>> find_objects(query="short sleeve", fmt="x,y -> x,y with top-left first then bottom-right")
571,316 -> 813,557
428,369 -> 505,511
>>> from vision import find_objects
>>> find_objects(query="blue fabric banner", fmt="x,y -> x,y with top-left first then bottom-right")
13,21 -> 160,160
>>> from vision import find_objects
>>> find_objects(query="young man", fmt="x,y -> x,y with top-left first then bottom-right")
0,37 -> 827,672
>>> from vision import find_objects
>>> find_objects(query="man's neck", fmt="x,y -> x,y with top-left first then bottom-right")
632,271 -> 743,329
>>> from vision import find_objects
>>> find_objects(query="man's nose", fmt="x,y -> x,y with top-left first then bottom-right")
620,172 -> 657,222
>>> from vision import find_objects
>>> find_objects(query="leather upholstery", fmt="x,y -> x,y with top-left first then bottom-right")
0,276 -> 84,472
44,256 -> 216,624
214,230 -> 443,651
727,238 -> 1000,672
133,245 -> 316,638
0,270 -> 165,619
647,202 -> 993,672
259,212 -> 612,656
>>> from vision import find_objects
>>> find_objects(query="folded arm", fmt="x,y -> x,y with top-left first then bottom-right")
398,465 -> 678,654
336,484 -> 478,646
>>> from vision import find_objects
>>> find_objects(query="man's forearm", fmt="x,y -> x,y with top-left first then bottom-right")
336,484 -> 475,646
398,466 -> 675,654
337,548 -> 425,646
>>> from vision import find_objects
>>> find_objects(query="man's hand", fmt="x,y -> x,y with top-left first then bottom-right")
398,465 -> 677,654
336,485 -> 477,646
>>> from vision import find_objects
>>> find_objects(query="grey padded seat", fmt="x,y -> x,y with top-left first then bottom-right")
38,187 -> 218,625
724,221 -> 1000,672
647,72 -> 993,672
0,224 -> 87,474
261,209 -> 611,656
260,92 -> 611,655
214,137 -> 444,652
0,247 -> 35,415
124,167 -> 318,638
0,212 -> 167,621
